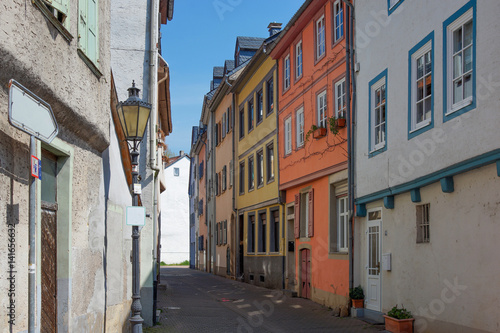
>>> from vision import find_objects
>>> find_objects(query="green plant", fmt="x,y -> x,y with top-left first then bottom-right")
305,124 -> 320,142
387,305 -> 413,319
328,116 -> 340,135
349,285 -> 364,300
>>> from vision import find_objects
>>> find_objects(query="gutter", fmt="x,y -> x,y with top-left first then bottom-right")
343,0 -> 356,292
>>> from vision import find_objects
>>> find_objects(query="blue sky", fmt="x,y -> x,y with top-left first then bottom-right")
160,0 -> 305,156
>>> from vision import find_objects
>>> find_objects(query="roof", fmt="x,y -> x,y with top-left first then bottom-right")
236,36 -> 266,50
165,154 -> 190,169
159,0 -> 174,24
213,66 -> 224,78
158,55 -> 172,135
224,60 -> 235,73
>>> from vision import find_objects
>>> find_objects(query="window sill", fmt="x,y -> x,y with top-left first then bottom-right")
328,252 -> 349,260
266,178 -> 275,185
409,120 -> 431,134
332,35 -> 345,48
257,183 -> 264,190
446,97 -> 473,116
33,0 -> 73,42
314,53 -> 326,66
78,49 -> 103,79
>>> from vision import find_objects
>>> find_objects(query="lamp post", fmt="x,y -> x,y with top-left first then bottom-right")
116,81 -> 152,333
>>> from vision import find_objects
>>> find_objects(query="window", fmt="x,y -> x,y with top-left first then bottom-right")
269,209 -> 280,253
216,223 -> 219,245
229,160 -> 233,188
388,0 -> 404,15
248,155 -> 255,191
317,90 -> 328,128
218,122 -> 222,144
222,114 -> 226,139
416,204 -> 430,243
337,195 -> 348,252
284,117 -> 292,155
296,107 -> 304,148
333,1 -> 344,42
257,90 -> 263,124
369,70 -> 388,156
215,172 -> 219,196
239,161 -> 245,194
78,0 -> 100,73
248,214 -> 255,253
228,106 -> 233,132
266,143 -> 274,182
267,78 -> 274,115
218,172 -> 222,195
257,150 -> 264,187
248,99 -> 254,132
295,41 -> 303,79
215,122 -> 219,146
284,55 -> 291,90
198,235 -> 204,251
294,189 -> 314,238
316,15 -> 325,59
199,161 -> 204,179
239,108 -> 245,139
33,0 -> 71,41
258,212 -> 267,253
198,199 -> 204,216
223,220 -> 227,244
443,2 -> 475,120
174,167 -> 180,177
409,32 -> 434,138
335,79 -> 346,118
222,165 -> 227,191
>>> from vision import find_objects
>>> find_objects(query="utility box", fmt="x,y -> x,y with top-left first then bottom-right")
382,253 -> 392,271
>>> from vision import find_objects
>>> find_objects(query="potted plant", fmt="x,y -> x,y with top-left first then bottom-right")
305,125 -> 327,141
336,112 -> 346,128
349,285 -> 364,308
383,305 -> 414,333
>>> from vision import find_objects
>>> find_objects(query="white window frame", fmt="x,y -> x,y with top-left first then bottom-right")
174,167 -> 180,177
296,41 -> 303,79
371,78 -> 386,152
284,117 -> 292,155
410,41 -> 433,132
445,9 -> 474,115
337,195 -> 348,252
316,15 -> 326,59
317,90 -> 328,128
389,0 -> 401,9
335,78 -> 346,119
334,0 -> 344,42
284,55 -> 291,90
296,107 -> 304,148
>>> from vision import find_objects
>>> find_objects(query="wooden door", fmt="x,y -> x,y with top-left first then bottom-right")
41,204 -> 57,333
301,249 -> 311,299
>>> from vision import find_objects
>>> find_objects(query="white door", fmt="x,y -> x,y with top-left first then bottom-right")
366,209 -> 382,311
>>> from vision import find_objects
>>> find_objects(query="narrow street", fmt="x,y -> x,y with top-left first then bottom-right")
149,267 -> 383,333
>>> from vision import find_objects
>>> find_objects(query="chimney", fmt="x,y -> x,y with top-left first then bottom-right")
180,150 -> 184,156
268,22 -> 282,37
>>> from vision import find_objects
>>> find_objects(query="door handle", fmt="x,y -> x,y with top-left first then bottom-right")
376,262 -> 380,274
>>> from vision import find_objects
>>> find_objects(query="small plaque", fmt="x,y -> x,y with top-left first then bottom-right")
126,206 -> 146,226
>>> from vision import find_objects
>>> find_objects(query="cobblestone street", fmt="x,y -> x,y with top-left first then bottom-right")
148,267 -> 384,333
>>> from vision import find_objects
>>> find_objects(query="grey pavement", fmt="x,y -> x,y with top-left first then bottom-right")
147,267 -> 385,333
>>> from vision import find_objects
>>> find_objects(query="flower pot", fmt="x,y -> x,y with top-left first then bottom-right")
383,315 -> 415,333
312,127 -> 327,138
336,118 -> 346,128
352,299 -> 364,308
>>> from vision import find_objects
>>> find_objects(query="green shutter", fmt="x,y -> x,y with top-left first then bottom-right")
42,0 -> 68,16
78,0 -> 88,54
78,0 -> 99,65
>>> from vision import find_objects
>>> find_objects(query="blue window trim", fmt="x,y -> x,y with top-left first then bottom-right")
408,31 -> 435,140
387,0 -> 405,16
442,0 -> 476,122
368,68 -> 388,158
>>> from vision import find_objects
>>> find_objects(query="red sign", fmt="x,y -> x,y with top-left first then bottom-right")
31,155 -> 41,180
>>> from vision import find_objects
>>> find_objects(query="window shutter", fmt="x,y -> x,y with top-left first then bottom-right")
294,194 -> 300,239
308,189 -> 314,237
78,0 -> 88,54
229,160 -> 233,187
44,0 -> 69,17
87,0 -> 98,63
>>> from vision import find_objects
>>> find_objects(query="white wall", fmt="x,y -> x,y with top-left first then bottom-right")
354,0 -> 500,198
160,156 -> 191,264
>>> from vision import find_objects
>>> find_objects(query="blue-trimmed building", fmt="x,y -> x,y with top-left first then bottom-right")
353,1 -> 500,332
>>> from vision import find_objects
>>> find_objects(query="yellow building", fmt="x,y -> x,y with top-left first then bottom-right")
232,26 -> 285,288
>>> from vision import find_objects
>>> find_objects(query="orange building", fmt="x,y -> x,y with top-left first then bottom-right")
270,0 -> 351,311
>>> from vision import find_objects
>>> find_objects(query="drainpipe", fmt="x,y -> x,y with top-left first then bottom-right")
148,0 -> 161,324
343,0 -> 355,292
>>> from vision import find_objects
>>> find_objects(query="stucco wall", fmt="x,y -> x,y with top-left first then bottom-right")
355,162 -> 500,333
354,0 -> 500,198
161,156 -> 190,264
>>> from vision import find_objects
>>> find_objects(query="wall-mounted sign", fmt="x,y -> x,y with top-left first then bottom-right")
30,155 -> 42,180
126,206 -> 145,226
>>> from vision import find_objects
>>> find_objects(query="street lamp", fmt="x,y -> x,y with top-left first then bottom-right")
116,81 -> 152,332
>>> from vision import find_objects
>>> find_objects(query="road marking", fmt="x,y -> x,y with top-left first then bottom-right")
237,304 -> 251,309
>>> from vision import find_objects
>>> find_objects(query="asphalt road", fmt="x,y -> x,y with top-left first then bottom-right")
147,267 -> 384,333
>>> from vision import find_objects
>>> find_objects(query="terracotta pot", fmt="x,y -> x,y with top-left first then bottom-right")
313,127 -> 327,138
337,118 -> 346,127
383,315 -> 414,333
352,299 -> 364,308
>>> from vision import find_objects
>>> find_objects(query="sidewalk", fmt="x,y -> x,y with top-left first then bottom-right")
146,267 -> 385,333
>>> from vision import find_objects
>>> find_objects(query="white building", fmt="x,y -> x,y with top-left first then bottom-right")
161,153 -> 191,264
353,1 -> 500,332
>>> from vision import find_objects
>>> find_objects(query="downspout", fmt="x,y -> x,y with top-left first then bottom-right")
148,0 -> 161,324
343,0 -> 355,292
